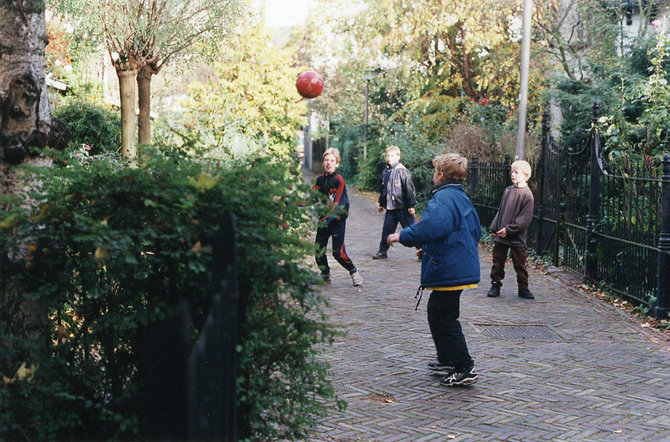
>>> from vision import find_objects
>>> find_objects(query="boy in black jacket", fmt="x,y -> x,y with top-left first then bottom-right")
373,145 -> 417,259
487,160 -> 535,299
314,148 -> 363,286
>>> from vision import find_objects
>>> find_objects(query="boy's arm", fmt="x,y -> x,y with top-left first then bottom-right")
401,169 -> 417,208
399,198 -> 453,247
377,169 -> 386,208
489,187 -> 508,232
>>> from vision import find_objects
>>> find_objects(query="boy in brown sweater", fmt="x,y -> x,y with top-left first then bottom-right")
487,160 -> 535,299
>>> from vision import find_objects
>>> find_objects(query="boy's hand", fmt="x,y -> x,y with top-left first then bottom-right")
408,207 -> 415,215
387,233 -> 400,245
378,206 -> 384,213
415,248 -> 422,257
496,227 -> 507,238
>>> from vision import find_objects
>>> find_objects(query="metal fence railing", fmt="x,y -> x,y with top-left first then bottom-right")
466,102 -> 670,319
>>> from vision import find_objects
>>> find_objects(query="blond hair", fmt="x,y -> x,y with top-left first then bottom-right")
385,145 -> 401,156
322,148 -> 341,164
433,153 -> 468,181
511,160 -> 532,179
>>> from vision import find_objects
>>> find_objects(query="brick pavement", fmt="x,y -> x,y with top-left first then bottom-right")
311,181 -> 670,441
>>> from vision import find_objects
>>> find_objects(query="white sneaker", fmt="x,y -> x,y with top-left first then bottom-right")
350,270 -> 363,286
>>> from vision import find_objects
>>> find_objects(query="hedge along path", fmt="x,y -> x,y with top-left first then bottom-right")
312,181 -> 670,441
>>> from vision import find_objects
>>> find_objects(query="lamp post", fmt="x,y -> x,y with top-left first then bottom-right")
362,68 -> 381,161
515,0 -> 532,160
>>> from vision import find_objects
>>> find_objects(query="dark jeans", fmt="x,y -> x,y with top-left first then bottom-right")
378,209 -> 415,252
315,218 -> 356,274
490,242 -> 529,289
426,290 -> 474,371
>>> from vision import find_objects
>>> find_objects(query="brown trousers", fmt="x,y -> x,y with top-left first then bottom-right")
490,242 -> 529,290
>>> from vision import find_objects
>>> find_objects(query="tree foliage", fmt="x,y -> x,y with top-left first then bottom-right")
49,0 -> 245,154
296,0 -> 553,191
169,24 -> 308,158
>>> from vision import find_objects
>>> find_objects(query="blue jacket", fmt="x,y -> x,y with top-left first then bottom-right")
399,181 -> 481,288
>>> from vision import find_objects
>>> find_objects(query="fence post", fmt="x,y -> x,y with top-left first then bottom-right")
470,153 -> 478,200
187,214 -> 241,441
655,153 -> 670,319
504,152 -> 511,187
535,109 -> 549,254
584,100 -> 601,282
553,128 -> 562,267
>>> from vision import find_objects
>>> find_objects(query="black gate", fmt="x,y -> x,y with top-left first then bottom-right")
138,214 -> 244,440
468,102 -> 670,319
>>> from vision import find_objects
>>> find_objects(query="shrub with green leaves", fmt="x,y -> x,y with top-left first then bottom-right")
0,150 -> 340,440
52,101 -> 121,155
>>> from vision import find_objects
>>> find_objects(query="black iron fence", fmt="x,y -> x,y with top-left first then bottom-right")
138,214 -> 243,440
467,102 -> 670,319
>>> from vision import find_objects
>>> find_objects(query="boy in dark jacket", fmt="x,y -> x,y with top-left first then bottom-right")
387,153 -> 481,386
487,160 -> 534,299
372,145 -> 417,259
313,148 -> 363,286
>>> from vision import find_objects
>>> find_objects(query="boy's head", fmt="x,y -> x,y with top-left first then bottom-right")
322,148 -> 341,174
432,153 -> 467,184
385,145 -> 401,165
510,160 -> 532,187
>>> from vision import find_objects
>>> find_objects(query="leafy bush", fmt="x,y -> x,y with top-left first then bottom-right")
0,149 -> 340,440
52,101 -> 121,156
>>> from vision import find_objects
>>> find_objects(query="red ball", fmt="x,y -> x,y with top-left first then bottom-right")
296,70 -> 324,99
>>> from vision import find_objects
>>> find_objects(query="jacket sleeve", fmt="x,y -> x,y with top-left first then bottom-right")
399,197 -> 453,247
378,168 -> 387,207
401,169 -> 417,208
489,187 -> 506,232
489,209 -> 500,233
505,191 -> 534,235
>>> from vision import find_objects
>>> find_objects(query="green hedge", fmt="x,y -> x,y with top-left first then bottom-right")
0,150 -> 340,440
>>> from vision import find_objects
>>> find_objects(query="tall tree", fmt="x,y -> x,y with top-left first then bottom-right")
0,0 -> 67,362
134,0 -> 243,145
1,0 -> 67,166
51,0 -> 244,157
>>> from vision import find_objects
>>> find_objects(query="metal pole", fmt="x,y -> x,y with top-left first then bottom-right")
364,79 -> 369,161
536,109 -> 548,254
504,153 -> 512,187
584,100 -> 601,282
655,153 -> 670,319
515,0 -> 532,160
304,113 -> 313,171
470,153 -> 478,201
553,133 -> 561,267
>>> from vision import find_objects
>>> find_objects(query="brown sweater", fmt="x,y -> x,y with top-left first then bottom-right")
489,185 -> 534,247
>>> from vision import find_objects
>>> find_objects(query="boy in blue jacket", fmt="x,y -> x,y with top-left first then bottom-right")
387,153 -> 481,386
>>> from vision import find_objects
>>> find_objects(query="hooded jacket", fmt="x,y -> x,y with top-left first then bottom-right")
399,181 -> 481,288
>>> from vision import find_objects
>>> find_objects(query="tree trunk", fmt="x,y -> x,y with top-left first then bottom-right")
117,69 -> 137,160
0,0 -> 63,364
0,0 -> 56,164
137,65 -> 152,146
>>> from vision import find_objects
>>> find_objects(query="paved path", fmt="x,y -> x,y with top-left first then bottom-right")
311,182 -> 670,441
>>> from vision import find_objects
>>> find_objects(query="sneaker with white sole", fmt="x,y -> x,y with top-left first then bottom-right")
350,269 -> 363,286
427,360 -> 454,375
439,367 -> 479,387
